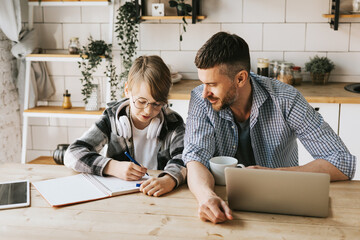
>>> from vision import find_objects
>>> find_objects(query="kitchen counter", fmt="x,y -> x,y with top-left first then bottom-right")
169,80 -> 360,104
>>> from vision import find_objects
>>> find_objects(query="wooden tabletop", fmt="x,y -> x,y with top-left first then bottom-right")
1,163 -> 359,239
170,80 -> 360,103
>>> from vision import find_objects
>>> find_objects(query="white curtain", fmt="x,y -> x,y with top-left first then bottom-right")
0,0 -> 55,108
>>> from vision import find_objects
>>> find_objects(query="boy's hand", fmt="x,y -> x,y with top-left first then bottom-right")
104,160 -> 147,181
140,174 -> 176,197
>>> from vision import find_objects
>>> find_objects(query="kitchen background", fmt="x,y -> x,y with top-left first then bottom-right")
1,0 -> 360,164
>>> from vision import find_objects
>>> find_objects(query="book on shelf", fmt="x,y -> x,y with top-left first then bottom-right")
32,173 -> 149,207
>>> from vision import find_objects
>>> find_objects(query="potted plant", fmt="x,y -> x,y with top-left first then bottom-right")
78,37 -> 118,105
115,0 -> 140,95
305,55 -> 335,85
169,0 -> 192,41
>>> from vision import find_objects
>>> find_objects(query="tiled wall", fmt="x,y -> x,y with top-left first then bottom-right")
20,0 -> 360,161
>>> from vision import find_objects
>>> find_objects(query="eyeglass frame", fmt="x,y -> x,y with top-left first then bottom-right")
131,96 -> 167,110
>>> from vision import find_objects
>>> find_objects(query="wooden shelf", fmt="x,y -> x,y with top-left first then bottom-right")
28,156 -> 57,165
26,53 -> 106,62
28,0 -> 110,6
323,13 -> 360,18
24,106 -> 105,119
140,16 -> 206,20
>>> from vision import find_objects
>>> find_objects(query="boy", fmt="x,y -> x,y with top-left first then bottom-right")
64,55 -> 186,197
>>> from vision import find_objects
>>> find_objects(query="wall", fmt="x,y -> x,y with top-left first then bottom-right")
0,29 -> 22,163
19,0 -> 360,162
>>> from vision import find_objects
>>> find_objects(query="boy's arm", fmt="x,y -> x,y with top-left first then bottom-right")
159,123 -> 187,188
64,115 -> 112,176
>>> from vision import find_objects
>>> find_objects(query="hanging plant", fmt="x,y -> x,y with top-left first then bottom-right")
78,36 -> 118,104
115,0 -> 140,94
169,0 -> 192,41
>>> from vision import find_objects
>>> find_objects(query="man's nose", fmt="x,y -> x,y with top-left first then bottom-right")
202,86 -> 210,99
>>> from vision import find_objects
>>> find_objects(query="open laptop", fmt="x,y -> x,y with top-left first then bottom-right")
225,168 -> 330,217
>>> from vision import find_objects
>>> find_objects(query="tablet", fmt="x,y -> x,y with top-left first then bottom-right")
0,180 -> 30,210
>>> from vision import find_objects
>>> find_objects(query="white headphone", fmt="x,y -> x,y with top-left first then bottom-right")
116,101 -> 163,139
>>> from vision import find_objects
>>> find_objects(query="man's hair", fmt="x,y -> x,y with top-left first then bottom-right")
128,55 -> 171,104
194,32 -> 251,80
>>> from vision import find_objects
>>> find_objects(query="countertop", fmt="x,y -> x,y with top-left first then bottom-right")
169,80 -> 360,104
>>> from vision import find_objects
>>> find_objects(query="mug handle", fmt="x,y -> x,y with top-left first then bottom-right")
236,164 -> 245,168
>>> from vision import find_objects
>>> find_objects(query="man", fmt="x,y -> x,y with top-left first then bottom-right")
182,32 -> 356,224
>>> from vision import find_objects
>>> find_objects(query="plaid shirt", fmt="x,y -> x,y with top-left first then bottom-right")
183,73 -> 356,179
64,99 -> 186,187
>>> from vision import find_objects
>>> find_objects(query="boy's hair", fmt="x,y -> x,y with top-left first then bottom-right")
127,55 -> 171,104
194,32 -> 251,80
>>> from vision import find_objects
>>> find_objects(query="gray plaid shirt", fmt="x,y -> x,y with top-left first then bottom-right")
64,99 -> 186,187
183,73 -> 356,179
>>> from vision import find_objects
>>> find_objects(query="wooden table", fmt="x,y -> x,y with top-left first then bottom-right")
1,163 -> 359,239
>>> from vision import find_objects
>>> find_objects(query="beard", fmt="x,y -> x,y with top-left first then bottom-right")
208,84 -> 237,111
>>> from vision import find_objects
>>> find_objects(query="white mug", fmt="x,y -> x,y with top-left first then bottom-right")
209,156 -> 245,186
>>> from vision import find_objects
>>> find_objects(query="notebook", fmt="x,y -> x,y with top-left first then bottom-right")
225,168 -> 330,217
32,173 -> 149,207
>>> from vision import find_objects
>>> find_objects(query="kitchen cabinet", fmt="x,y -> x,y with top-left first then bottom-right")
297,103 -> 340,166
169,99 -> 190,123
339,104 -> 360,180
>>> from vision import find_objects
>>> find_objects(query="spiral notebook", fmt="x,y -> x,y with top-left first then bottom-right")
32,173 -> 149,207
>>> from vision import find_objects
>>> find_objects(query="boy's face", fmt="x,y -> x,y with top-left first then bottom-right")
125,82 -> 163,129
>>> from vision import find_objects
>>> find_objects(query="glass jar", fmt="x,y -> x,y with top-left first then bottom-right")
62,89 -> 72,109
68,37 -> 80,54
292,66 -> 303,85
277,62 -> 294,85
269,60 -> 284,79
257,58 -> 269,77
353,0 -> 360,12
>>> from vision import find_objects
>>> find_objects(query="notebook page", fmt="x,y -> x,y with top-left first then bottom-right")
88,174 -> 150,196
32,174 -> 108,207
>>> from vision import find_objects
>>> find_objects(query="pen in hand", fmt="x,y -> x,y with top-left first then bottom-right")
124,151 -> 149,176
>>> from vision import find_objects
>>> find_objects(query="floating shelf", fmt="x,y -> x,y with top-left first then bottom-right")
24,106 -> 105,119
323,13 -> 360,18
28,0 -> 110,6
140,16 -> 206,21
26,54 -> 106,62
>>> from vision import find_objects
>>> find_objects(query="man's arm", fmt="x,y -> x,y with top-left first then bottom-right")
187,161 -> 233,224
249,159 -> 349,181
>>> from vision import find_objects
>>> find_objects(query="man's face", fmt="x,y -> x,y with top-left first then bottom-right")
198,66 -> 237,111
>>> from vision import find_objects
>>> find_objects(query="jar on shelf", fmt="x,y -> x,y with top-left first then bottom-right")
257,58 -> 269,77
292,66 -> 303,85
277,62 -> 294,85
62,89 -> 72,109
68,37 -> 80,54
269,60 -> 284,79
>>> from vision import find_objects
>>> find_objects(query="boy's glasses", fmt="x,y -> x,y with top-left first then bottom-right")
132,97 -> 164,110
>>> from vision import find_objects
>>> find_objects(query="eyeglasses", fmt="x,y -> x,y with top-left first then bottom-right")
132,96 -> 164,110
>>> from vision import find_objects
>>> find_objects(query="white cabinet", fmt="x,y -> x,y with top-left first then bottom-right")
168,100 -> 190,123
339,104 -> 360,180
298,103 -> 340,166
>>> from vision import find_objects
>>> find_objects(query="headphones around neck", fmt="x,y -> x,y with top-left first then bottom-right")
117,115 -> 162,140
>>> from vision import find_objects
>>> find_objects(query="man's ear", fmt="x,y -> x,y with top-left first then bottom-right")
124,82 -> 129,98
235,70 -> 249,86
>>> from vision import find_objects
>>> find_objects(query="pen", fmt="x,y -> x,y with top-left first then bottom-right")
124,151 -> 149,176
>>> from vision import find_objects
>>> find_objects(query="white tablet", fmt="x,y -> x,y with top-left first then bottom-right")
0,180 -> 30,210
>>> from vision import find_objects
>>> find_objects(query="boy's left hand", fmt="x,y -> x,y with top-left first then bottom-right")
139,174 -> 176,197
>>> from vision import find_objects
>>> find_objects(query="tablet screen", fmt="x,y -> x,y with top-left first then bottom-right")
0,180 -> 30,210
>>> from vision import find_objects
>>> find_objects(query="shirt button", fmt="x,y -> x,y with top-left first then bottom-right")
233,145 -> 236,148
232,126 -> 234,129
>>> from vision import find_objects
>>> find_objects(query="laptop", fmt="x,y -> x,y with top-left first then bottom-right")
225,168 -> 330,217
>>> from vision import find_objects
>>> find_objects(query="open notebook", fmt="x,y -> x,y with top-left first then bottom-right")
32,173 -> 149,207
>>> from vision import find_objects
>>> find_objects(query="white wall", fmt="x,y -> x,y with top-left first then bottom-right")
19,0 -> 360,161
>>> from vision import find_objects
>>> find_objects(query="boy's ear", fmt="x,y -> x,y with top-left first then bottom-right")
124,82 -> 129,98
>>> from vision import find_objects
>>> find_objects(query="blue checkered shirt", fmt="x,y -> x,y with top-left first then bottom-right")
183,73 -> 356,179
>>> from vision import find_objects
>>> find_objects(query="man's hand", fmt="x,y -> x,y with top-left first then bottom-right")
247,165 -> 272,170
140,174 -> 176,197
198,195 -> 233,224
103,160 -> 147,181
